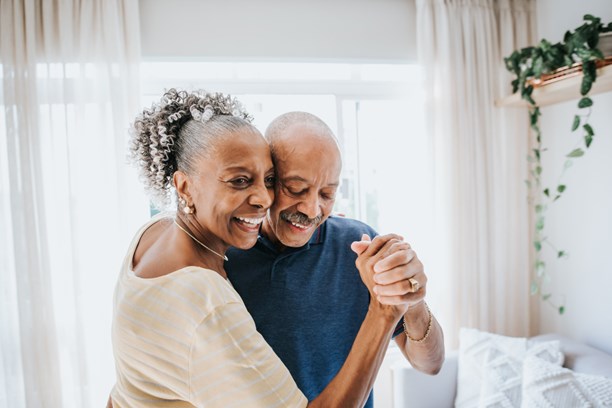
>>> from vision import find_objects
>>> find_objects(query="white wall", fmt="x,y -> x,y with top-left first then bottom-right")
139,0 -> 416,61
535,0 -> 612,354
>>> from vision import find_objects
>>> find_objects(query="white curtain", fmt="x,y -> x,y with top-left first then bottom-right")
0,1 -> 148,406
416,0 -> 536,347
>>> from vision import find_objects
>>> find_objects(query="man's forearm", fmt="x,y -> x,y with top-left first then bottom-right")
395,301 -> 445,375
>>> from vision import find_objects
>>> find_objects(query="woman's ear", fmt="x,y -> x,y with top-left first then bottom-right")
173,171 -> 191,203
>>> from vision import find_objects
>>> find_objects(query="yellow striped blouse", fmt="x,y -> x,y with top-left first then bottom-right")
111,215 -> 308,407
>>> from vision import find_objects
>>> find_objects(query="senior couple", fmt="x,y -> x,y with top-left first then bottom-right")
110,89 -> 444,407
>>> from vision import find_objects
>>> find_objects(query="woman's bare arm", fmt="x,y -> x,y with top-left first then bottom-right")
308,234 -> 407,408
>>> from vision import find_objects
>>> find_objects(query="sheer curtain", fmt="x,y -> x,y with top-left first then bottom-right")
416,0 -> 536,347
0,1 -> 148,406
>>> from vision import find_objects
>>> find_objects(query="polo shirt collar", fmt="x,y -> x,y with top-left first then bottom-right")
308,220 -> 326,245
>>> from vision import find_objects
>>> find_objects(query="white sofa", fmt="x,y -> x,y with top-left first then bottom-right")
391,334 -> 612,408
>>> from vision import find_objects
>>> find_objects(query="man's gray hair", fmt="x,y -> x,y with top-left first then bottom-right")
265,112 -> 338,156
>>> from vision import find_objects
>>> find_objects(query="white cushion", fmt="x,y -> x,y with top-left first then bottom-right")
521,355 -> 612,408
455,328 -> 524,408
455,328 -> 563,408
479,340 -> 563,407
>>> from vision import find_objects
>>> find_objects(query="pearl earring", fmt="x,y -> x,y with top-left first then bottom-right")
179,197 -> 194,214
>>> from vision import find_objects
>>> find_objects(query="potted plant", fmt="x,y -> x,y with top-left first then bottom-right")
503,15 -> 612,313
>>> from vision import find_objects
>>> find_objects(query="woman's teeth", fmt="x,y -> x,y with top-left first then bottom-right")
235,216 -> 264,226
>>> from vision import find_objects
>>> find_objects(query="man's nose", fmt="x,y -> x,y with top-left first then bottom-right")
296,194 -> 320,219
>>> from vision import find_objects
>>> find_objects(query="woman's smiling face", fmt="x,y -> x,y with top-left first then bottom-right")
184,127 -> 275,250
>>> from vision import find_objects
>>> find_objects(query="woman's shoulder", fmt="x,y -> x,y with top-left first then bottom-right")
121,212 -> 174,272
178,266 -> 240,304
146,266 -> 242,316
119,213 -> 242,317
117,265 -> 242,329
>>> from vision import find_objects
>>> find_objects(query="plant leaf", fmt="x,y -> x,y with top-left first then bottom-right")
583,123 -> 594,136
542,294 -> 551,301
571,115 -> 580,131
578,97 -> 593,108
585,134 -> 594,148
567,148 -> 585,158
557,185 -> 566,193
531,281 -> 539,295
593,49 -> 605,60
534,241 -> 542,251
558,306 -> 565,315
580,74 -> 593,95
543,188 -> 550,197
536,260 -> 546,277
533,56 -> 544,78
558,250 -> 565,258
511,78 -> 519,93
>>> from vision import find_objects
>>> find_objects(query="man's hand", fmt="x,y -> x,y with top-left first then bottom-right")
353,233 -> 444,375
351,234 -> 426,308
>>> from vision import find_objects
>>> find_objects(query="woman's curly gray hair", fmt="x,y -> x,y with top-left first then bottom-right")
129,88 -> 254,208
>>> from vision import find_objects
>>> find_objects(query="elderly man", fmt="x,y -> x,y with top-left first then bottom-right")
226,112 -> 444,407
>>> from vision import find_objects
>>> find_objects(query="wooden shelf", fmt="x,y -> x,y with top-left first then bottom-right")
495,64 -> 612,107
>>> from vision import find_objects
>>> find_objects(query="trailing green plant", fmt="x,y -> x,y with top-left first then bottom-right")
504,15 -> 612,314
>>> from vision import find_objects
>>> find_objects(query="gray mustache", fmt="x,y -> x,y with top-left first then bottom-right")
281,212 -> 323,227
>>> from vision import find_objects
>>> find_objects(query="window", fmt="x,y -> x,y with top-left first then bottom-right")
141,61 -> 430,241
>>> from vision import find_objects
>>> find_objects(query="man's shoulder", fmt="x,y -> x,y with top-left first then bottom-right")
322,215 -> 377,240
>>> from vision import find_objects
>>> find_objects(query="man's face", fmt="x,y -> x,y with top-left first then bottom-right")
263,125 -> 341,249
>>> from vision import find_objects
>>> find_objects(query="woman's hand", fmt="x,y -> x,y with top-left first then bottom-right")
351,233 -> 410,319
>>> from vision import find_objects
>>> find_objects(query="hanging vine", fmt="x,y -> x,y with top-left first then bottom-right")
504,15 -> 612,314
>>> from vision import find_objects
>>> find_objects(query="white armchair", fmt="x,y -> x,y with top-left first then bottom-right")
390,334 -> 612,408
392,351 -> 458,408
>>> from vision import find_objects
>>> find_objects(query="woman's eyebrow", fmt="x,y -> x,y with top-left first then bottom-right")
220,166 -> 253,173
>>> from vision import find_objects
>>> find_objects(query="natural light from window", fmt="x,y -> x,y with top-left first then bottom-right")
140,61 -> 432,248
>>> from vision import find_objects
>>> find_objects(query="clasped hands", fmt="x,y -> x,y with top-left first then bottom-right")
351,233 -> 426,319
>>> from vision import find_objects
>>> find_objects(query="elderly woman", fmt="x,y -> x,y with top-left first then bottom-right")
110,89 -> 407,407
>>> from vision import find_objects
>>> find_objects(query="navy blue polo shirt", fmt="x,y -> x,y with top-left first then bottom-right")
226,216 -> 402,407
